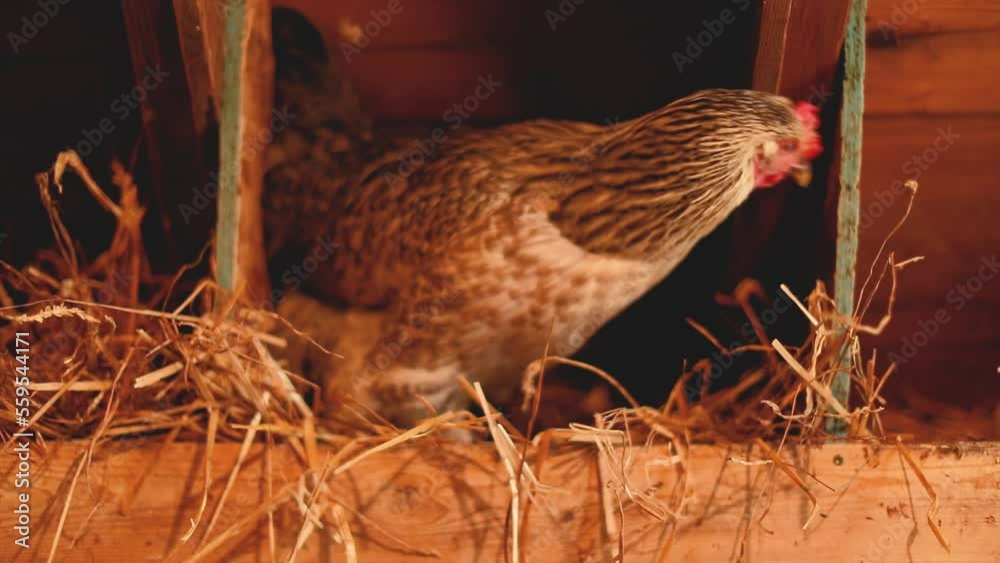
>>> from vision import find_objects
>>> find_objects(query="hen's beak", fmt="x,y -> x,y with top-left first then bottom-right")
789,161 -> 813,187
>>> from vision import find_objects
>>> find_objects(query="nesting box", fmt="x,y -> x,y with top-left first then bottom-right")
0,1 -> 998,562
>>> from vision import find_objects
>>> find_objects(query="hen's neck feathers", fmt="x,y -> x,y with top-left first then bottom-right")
532,90 -> 799,259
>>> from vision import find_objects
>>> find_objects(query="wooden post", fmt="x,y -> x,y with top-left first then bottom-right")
215,0 -> 272,301
174,0 -> 272,303
828,0 -> 867,434
750,0 -> 859,434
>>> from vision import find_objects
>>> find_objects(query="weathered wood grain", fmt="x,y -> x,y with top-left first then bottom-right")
867,29 -> 1000,116
857,115 -> 1000,408
859,116 -> 1000,294
867,0 -> 1000,39
861,0 -> 1000,410
0,440 -> 996,562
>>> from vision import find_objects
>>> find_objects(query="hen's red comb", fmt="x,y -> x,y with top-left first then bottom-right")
795,101 -> 823,159
795,102 -> 820,129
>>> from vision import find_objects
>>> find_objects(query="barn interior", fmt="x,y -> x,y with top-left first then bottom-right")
0,0 -> 997,560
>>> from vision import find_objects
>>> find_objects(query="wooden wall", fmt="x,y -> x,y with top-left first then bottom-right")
861,0 -> 1000,409
0,1 -> 210,275
275,0 -> 759,123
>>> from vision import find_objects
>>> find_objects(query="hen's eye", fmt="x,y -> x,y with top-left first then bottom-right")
780,139 -> 799,152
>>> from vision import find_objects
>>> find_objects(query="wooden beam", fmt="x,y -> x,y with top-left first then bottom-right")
175,0 -> 272,302
0,440 -> 995,561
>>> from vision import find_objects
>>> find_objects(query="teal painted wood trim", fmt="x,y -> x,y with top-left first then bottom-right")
215,1 -> 247,293
829,0 -> 867,435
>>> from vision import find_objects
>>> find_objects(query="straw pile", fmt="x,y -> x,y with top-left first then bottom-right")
0,152 -> 945,560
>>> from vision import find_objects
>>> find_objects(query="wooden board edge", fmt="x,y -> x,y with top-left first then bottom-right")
0,439 -> 997,561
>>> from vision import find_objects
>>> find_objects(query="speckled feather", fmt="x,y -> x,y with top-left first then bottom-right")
264,11 -> 818,425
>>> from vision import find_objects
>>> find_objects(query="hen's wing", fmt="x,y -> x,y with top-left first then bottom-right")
301,119 -> 606,308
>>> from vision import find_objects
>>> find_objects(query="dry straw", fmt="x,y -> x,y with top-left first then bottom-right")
0,153 -> 948,560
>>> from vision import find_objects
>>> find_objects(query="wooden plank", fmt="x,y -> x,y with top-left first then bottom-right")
751,0 -> 795,94
873,341 -> 1000,408
273,0 -> 519,48
857,114 -> 1000,410
0,440 -> 996,561
173,0 -> 224,138
858,116 -> 1000,296
268,1 -> 760,124
234,4 -> 276,302
866,30 -> 1000,116
868,308 -> 999,346
752,0 -> 852,98
867,0 -> 1000,39
217,1 -> 245,295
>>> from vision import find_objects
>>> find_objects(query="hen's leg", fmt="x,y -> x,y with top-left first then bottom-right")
353,359 -> 469,428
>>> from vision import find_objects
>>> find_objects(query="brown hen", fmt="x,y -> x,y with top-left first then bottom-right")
264,10 -> 823,426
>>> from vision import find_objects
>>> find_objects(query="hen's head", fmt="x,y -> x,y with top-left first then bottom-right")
622,89 -> 823,192
549,90 -> 824,256
751,99 -> 823,188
